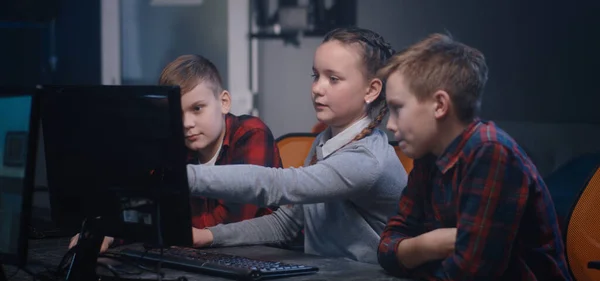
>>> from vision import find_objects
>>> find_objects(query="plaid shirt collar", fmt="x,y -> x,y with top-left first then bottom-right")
435,119 -> 483,174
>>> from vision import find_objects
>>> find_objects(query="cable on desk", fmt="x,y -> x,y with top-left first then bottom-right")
96,262 -> 121,281
55,245 -> 77,277
102,247 -> 166,277
99,253 -> 153,275
139,247 -> 165,277
95,258 -> 188,281
98,251 -> 190,281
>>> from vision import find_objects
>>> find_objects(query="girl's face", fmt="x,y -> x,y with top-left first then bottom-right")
311,40 -> 373,135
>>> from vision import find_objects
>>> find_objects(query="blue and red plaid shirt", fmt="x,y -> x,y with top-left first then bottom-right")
187,113 -> 282,229
378,119 -> 571,280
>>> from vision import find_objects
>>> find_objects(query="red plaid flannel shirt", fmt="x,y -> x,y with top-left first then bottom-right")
187,113 -> 282,229
378,120 -> 571,280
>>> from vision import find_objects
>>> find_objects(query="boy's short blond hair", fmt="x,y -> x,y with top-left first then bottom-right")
378,33 -> 488,122
158,54 -> 224,95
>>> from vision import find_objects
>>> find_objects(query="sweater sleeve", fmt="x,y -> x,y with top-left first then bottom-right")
187,145 -> 382,206
208,205 -> 304,246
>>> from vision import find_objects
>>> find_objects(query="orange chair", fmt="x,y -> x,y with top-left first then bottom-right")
565,166 -> 600,281
276,133 -> 317,168
389,141 -> 413,174
276,133 -> 415,173
311,122 -> 328,134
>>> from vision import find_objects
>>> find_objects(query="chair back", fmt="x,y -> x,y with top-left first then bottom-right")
276,133 -> 317,168
565,166 -> 600,281
389,141 -> 414,174
545,153 -> 600,233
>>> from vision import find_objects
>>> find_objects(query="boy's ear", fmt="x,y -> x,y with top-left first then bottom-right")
364,78 -> 383,104
219,90 -> 232,114
432,90 -> 451,120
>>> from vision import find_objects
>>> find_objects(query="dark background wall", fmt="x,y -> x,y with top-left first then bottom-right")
357,0 -> 600,124
259,0 -> 600,140
0,0 -> 100,86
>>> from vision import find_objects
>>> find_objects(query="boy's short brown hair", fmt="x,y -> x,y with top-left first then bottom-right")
158,54 -> 224,95
378,33 -> 488,123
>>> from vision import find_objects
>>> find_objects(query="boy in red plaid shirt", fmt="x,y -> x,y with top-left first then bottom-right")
377,34 -> 571,280
69,54 -> 281,251
160,54 -> 282,229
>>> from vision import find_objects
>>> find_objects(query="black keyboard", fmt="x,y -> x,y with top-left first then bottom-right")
119,247 -> 319,280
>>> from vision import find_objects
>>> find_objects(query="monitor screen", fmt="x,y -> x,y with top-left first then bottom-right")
40,85 -> 192,247
0,91 -> 39,266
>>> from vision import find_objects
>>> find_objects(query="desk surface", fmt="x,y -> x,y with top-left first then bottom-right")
4,238 -> 414,281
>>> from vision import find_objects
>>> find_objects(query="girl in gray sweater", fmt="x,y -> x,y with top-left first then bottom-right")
187,27 -> 408,264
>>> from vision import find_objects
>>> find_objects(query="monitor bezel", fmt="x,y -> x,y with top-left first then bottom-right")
39,85 -> 193,247
0,86 -> 40,266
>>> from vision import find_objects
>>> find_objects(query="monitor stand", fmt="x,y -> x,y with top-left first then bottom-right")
64,217 -> 105,281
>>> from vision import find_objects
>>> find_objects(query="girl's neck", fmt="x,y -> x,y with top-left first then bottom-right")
330,114 -> 368,137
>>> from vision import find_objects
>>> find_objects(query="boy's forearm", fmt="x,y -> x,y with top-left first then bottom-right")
396,234 -> 441,269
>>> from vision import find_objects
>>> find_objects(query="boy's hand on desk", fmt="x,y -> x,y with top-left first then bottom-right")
192,227 -> 214,248
422,227 -> 457,259
68,234 -> 114,253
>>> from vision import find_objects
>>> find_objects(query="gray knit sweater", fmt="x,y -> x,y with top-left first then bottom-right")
187,119 -> 407,264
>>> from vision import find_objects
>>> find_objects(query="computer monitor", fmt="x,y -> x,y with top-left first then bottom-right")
0,87 -> 40,277
39,85 -> 193,280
